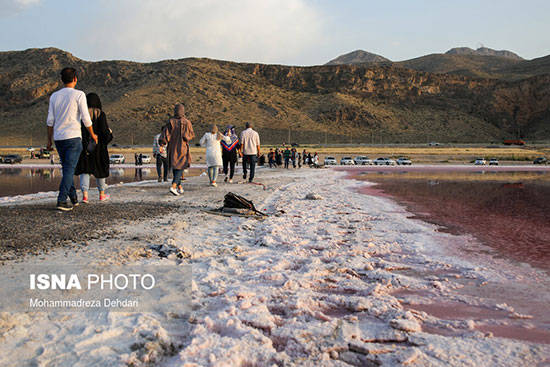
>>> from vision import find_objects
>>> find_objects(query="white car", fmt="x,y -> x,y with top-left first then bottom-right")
489,158 -> 499,166
324,156 -> 337,165
354,156 -> 372,165
373,157 -> 396,165
141,154 -> 151,164
474,158 -> 487,165
396,157 -> 412,165
110,154 -> 125,164
340,157 -> 355,165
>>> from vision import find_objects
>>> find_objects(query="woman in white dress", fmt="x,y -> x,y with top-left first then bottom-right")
200,125 -> 231,186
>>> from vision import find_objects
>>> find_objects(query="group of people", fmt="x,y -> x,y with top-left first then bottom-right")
267,147 -> 319,169
46,67 -> 263,210
46,68 -> 112,211
152,114 -> 261,196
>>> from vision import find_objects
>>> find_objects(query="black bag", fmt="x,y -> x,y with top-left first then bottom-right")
223,192 -> 264,216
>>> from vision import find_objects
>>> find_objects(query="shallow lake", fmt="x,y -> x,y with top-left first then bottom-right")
0,167 -> 202,197
356,170 -> 550,272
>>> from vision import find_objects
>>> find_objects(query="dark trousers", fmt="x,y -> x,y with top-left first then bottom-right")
284,158 -> 290,169
223,159 -> 236,179
242,155 -> 257,182
156,155 -> 169,180
55,137 -> 82,203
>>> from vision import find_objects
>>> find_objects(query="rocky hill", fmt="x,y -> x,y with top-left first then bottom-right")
0,48 -> 549,145
328,47 -> 550,81
446,47 -> 524,60
325,50 -> 390,65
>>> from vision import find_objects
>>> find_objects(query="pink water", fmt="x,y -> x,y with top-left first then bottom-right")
347,167 -> 550,345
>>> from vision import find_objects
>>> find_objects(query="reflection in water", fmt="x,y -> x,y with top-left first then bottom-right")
0,167 -> 200,197
357,171 -> 550,271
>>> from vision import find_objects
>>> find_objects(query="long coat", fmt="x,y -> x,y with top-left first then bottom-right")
200,132 -> 231,167
75,110 -> 112,178
160,107 -> 195,170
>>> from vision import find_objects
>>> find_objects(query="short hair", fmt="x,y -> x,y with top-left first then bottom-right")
245,122 -> 251,128
61,67 -> 77,84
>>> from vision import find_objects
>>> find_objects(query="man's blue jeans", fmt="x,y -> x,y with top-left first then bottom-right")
55,137 -> 82,203
243,155 -> 257,182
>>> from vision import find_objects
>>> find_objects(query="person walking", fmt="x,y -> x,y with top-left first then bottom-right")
200,124 -> 231,186
46,67 -> 97,211
153,126 -> 169,182
75,93 -> 113,203
283,147 -> 291,169
160,103 -> 195,196
239,122 -> 261,183
221,125 -> 240,183
268,148 -> 276,168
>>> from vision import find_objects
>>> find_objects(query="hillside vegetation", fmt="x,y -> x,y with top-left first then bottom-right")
0,48 -> 549,145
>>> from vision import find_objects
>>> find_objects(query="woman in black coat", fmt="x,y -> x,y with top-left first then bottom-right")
75,93 -> 113,202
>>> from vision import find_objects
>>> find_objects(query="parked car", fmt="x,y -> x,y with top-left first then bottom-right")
0,156 -> 3,163
533,157 -> 548,165
373,157 -> 396,165
141,154 -> 151,164
474,158 -> 487,165
324,156 -> 337,165
489,158 -> 499,166
40,150 -> 51,159
340,157 -> 355,165
429,141 -> 440,146
110,154 -> 125,164
354,156 -> 372,165
3,154 -> 22,164
396,157 -> 412,165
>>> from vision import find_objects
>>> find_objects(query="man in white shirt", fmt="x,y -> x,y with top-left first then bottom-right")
46,67 -> 98,211
239,122 -> 261,182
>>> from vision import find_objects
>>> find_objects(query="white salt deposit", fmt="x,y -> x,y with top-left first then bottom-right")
0,168 -> 549,367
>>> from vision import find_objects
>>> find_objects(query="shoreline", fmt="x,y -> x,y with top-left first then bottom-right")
0,167 -> 549,366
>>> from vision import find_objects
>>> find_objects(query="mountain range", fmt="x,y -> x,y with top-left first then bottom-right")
0,47 -> 549,145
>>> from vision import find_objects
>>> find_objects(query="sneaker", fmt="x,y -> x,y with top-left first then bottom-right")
224,176 -> 228,182
170,187 -> 180,196
70,196 -> 79,207
228,179 -> 233,183
82,196 -> 89,204
57,201 -> 73,211
211,182 -> 217,187
178,187 -> 184,194
158,177 -> 162,182
99,194 -> 110,201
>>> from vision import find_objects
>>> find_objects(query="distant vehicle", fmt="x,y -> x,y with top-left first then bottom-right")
429,142 -> 440,146
141,154 -> 151,164
503,140 -> 525,146
40,150 -> 51,159
396,157 -> 412,165
533,157 -> 548,165
340,157 -> 355,165
354,156 -> 372,165
373,157 -> 396,165
111,144 -> 119,147
110,154 -> 125,164
474,158 -> 487,165
291,143 -> 300,147
324,156 -> 337,165
3,154 -> 22,164
0,156 -> 3,163
489,158 -> 499,166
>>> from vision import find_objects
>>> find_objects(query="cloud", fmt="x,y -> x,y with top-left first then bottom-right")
80,0 -> 322,64
0,0 -> 40,16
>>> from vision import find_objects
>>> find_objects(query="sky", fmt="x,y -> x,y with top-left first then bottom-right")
0,0 -> 549,65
